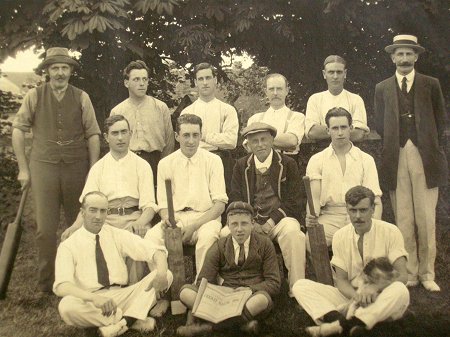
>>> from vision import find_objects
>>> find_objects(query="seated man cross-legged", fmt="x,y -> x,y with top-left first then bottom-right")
177,201 -> 281,336
293,186 -> 410,337
54,191 -> 173,337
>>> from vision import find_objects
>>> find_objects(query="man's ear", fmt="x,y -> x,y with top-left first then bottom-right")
103,133 -> 109,143
175,132 -> 180,143
322,69 -> 326,79
124,79 -> 129,88
344,69 -> 347,79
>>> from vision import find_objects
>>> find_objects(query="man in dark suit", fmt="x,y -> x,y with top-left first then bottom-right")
374,34 -> 447,292
177,201 -> 281,336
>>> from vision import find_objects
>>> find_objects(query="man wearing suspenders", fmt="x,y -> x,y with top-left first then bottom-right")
245,73 -> 305,163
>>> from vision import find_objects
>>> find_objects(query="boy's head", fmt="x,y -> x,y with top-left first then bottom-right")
226,202 -> 254,245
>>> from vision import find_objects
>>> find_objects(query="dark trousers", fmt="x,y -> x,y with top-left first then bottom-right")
133,150 -> 162,189
30,159 -> 89,291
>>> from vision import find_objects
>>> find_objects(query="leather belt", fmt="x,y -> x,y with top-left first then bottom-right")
180,207 -> 194,212
107,206 -> 139,216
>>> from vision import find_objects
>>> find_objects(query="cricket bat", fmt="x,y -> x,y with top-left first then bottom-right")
0,187 -> 29,299
302,176 -> 334,286
164,179 -> 187,314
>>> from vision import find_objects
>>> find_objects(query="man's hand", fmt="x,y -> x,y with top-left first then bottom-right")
253,225 -> 265,235
181,224 -> 196,243
17,169 -> 31,191
261,221 -> 273,234
92,295 -> 117,317
234,286 -> 251,292
354,283 -> 379,307
305,214 -> 319,228
130,220 -> 149,237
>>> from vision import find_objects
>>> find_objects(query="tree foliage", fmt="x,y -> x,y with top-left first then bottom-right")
0,0 -> 448,126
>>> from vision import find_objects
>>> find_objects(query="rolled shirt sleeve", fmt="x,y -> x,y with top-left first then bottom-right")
12,88 -> 38,133
204,104 -> 239,150
80,91 -> 101,138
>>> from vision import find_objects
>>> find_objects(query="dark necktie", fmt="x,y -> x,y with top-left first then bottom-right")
96,234 -> 110,287
357,234 -> 364,261
237,244 -> 246,267
401,77 -> 407,94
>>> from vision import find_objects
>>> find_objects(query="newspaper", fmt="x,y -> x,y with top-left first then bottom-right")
192,278 -> 253,324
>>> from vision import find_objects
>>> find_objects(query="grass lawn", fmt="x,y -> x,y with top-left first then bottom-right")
0,188 -> 449,337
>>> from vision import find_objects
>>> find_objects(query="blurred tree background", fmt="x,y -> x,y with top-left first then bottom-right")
0,0 -> 448,128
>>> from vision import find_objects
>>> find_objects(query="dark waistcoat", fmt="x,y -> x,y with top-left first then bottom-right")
397,82 -> 417,147
31,83 -> 88,163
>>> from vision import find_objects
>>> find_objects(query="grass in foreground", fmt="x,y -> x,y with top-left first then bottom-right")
0,192 -> 449,337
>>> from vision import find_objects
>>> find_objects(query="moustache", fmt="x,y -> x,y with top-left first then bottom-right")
398,62 -> 413,67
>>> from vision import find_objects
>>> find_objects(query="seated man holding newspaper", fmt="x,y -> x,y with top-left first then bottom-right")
177,201 -> 281,336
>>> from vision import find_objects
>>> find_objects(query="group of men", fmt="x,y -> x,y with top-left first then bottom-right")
11,33 -> 447,336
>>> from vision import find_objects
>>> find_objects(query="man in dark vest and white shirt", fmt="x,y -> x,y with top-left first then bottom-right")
374,35 -> 447,292
12,47 -> 101,293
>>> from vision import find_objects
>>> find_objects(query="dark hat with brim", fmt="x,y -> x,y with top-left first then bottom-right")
385,34 -> 425,54
241,122 -> 277,139
38,47 -> 79,70
226,201 -> 254,216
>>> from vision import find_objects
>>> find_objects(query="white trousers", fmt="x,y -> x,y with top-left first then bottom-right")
145,211 -> 221,275
390,140 -> 439,282
221,217 -> 306,290
58,270 -> 173,328
292,279 -> 410,330
305,205 -> 349,251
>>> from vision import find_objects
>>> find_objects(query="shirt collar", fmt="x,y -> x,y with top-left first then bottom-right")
178,148 -> 200,165
232,235 -> 251,250
80,225 -> 103,240
49,83 -> 68,95
197,97 -> 217,105
326,142 -> 357,160
107,150 -> 132,164
352,220 -> 374,239
395,69 -> 415,85
254,149 -> 273,169
268,105 -> 289,114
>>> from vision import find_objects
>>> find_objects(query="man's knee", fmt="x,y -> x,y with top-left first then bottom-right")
292,279 -> 316,297
197,221 -> 221,243
179,284 -> 199,309
245,291 -> 271,317
58,296 -> 82,325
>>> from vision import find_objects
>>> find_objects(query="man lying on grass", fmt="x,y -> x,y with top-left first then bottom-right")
53,191 -> 172,337
177,201 -> 281,336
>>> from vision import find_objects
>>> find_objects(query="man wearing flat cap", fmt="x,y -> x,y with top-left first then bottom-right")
374,34 -> 447,292
177,201 -> 280,336
305,55 -> 369,142
12,47 -> 101,293
227,122 -> 306,295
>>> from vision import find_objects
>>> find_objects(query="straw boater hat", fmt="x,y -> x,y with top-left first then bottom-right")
384,35 -> 425,54
38,47 -> 79,70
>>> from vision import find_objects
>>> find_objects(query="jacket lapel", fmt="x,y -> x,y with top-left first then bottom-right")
386,75 -> 399,124
224,235 -> 237,267
413,72 -> 426,130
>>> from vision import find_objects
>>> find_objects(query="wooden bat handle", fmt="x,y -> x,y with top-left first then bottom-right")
165,179 -> 176,228
302,176 -> 316,217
